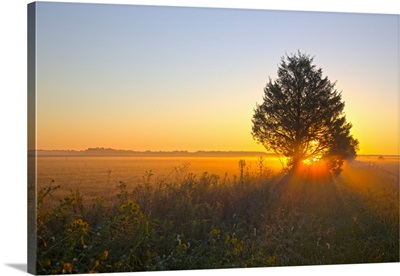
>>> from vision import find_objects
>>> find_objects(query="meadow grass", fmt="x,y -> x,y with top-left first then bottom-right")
36,158 -> 399,274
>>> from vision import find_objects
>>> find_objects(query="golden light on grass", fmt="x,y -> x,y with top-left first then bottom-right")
35,154 -> 399,273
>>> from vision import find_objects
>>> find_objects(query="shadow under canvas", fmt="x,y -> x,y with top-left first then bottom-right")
6,263 -> 27,273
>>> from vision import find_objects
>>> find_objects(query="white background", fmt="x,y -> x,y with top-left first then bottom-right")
0,0 -> 399,275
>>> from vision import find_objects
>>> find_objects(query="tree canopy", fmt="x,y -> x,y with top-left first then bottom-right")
252,52 -> 358,175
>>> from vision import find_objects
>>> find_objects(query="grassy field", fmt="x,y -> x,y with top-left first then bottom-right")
36,156 -> 284,202
35,156 -> 399,274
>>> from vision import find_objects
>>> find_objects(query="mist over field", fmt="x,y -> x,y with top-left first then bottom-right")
36,154 -> 398,197
36,154 -> 281,200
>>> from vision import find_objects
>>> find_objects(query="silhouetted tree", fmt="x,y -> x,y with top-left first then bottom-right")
252,52 -> 358,175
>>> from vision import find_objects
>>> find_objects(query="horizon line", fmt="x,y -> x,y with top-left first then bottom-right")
30,148 -> 399,157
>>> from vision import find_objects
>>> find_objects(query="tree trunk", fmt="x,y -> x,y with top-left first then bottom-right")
292,141 -> 302,170
292,158 -> 301,171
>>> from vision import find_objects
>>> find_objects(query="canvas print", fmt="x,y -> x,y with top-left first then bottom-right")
28,2 -> 399,275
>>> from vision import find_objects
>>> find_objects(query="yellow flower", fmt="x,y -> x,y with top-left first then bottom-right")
81,222 -> 89,234
224,235 -> 230,244
102,250 -> 109,260
131,203 -> 140,214
71,219 -> 81,227
62,262 -> 72,273
233,241 -> 244,255
121,200 -> 140,214
231,237 -> 238,245
119,204 -> 127,211
120,214 -> 129,222
211,229 -> 220,235
71,219 -> 89,234
266,256 -> 276,266
178,243 -> 188,251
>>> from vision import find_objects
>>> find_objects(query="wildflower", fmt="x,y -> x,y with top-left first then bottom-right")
81,222 -> 89,234
233,241 -> 244,255
266,256 -> 276,266
224,235 -> 230,244
119,204 -> 127,211
71,219 -> 81,227
211,229 -> 220,235
179,243 -> 188,251
120,214 -> 129,222
95,260 -> 100,267
102,250 -> 109,260
131,203 -> 140,214
122,200 -> 140,214
231,237 -> 238,245
70,218 -> 89,234
62,262 -> 72,274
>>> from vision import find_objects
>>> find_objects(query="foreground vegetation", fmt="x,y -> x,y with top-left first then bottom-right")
36,158 -> 399,274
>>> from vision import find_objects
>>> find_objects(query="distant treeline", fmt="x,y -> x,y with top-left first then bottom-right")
31,147 -> 274,157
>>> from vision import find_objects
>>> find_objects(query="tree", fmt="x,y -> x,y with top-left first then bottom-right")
251,52 -> 358,175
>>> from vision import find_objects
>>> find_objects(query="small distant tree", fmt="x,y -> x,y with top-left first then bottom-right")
251,52 -> 358,175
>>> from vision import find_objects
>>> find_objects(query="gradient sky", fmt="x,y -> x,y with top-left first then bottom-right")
34,2 -> 399,155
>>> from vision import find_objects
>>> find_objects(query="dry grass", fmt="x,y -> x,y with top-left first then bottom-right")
35,156 -> 399,274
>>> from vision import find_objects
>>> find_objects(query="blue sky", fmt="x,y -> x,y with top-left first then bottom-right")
35,2 -> 399,154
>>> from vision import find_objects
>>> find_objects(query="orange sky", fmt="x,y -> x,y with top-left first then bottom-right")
34,3 -> 399,155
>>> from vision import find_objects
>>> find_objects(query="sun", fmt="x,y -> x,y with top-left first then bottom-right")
302,156 -> 321,166
295,156 -> 331,179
